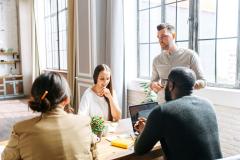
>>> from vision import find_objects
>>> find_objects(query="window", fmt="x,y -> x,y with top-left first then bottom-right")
137,0 -> 240,88
44,0 -> 68,70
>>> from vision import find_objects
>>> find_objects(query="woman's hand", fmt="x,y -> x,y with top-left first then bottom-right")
64,105 -> 74,114
102,88 -> 112,99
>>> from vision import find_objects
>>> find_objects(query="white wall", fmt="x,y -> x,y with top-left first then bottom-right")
0,0 -> 20,75
0,0 -> 18,50
194,87 -> 240,157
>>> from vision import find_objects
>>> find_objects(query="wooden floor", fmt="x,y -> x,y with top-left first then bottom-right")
0,98 -> 37,141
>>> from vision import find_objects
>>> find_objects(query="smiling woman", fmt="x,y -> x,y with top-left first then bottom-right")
78,64 -> 121,122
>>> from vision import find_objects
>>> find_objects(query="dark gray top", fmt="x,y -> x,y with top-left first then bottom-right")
134,96 -> 222,160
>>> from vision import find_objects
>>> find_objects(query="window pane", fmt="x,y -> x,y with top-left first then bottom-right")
43,0 -> 68,71
150,43 -> 161,75
58,0 -> 63,11
199,40 -> 215,83
59,31 -> 63,51
59,31 -> 67,51
59,11 -> 66,31
216,39 -> 237,85
52,31 -> 58,59
139,44 -> 150,77
45,18 -> 51,33
165,0 -> 176,4
217,0 -> 238,38
65,0 -> 68,8
51,16 -> 57,32
44,0 -> 50,16
53,51 -> 59,69
166,4 -> 176,27
150,7 -> 161,43
150,0 -> 161,8
176,41 -> 188,49
59,0 -> 67,10
139,10 -> 149,43
60,51 -> 67,70
51,0 -> 57,14
139,0 -> 149,10
46,50 -> 53,68
199,0 -> 216,39
63,32 -> 66,50
176,0 -> 189,41
45,18 -> 51,45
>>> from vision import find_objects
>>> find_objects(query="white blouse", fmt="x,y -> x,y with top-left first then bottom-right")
78,88 -> 118,120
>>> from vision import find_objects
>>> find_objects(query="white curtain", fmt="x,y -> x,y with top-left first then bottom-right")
105,0 -> 127,117
33,0 -> 46,79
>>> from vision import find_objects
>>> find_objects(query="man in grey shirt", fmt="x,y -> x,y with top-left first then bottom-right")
150,23 -> 206,103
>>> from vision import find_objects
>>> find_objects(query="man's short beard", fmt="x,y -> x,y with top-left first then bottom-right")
161,45 -> 169,50
165,87 -> 172,102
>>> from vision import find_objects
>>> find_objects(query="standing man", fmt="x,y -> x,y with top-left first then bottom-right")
134,67 -> 222,160
150,23 -> 206,103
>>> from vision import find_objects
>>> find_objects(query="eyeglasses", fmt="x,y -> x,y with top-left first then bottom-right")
160,79 -> 168,87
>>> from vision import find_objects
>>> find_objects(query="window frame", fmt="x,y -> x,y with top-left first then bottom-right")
137,0 -> 240,89
44,0 -> 68,71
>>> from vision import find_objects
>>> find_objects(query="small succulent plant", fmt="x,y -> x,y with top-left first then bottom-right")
90,116 -> 105,136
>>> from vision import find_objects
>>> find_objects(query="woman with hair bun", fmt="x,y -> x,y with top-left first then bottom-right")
2,72 -> 96,160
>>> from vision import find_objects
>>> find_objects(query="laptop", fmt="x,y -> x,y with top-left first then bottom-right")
128,102 -> 158,133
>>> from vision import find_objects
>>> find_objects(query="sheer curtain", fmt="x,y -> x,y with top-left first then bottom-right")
105,0 -> 127,117
67,0 -> 78,113
31,0 -> 40,80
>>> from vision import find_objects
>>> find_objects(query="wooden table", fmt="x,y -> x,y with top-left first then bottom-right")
97,118 -> 164,160
0,119 -> 164,160
97,137 -> 163,160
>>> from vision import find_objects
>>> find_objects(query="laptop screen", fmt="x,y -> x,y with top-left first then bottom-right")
128,102 -> 158,132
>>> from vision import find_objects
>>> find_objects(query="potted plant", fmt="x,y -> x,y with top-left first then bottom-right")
139,82 -> 157,103
90,116 -> 105,138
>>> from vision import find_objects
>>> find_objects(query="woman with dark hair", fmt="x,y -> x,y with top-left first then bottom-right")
79,64 -> 121,121
2,72 -> 96,160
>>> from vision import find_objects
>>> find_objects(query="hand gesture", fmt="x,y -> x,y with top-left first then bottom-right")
64,105 -> 74,114
102,88 -> 112,99
151,82 -> 164,93
134,117 -> 147,134
194,80 -> 205,90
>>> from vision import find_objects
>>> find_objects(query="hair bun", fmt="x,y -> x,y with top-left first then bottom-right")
28,100 -> 42,112
28,98 -> 51,113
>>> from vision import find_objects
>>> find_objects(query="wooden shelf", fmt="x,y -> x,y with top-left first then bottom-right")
0,74 -> 23,79
0,51 -> 18,55
0,50 -> 23,99
0,60 -> 20,64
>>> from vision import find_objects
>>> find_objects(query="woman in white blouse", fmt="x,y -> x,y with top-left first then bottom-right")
79,64 -> 121,121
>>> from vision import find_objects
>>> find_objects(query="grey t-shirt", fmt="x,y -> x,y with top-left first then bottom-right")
151,48 -> 205,82
151,48 -> 206,103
